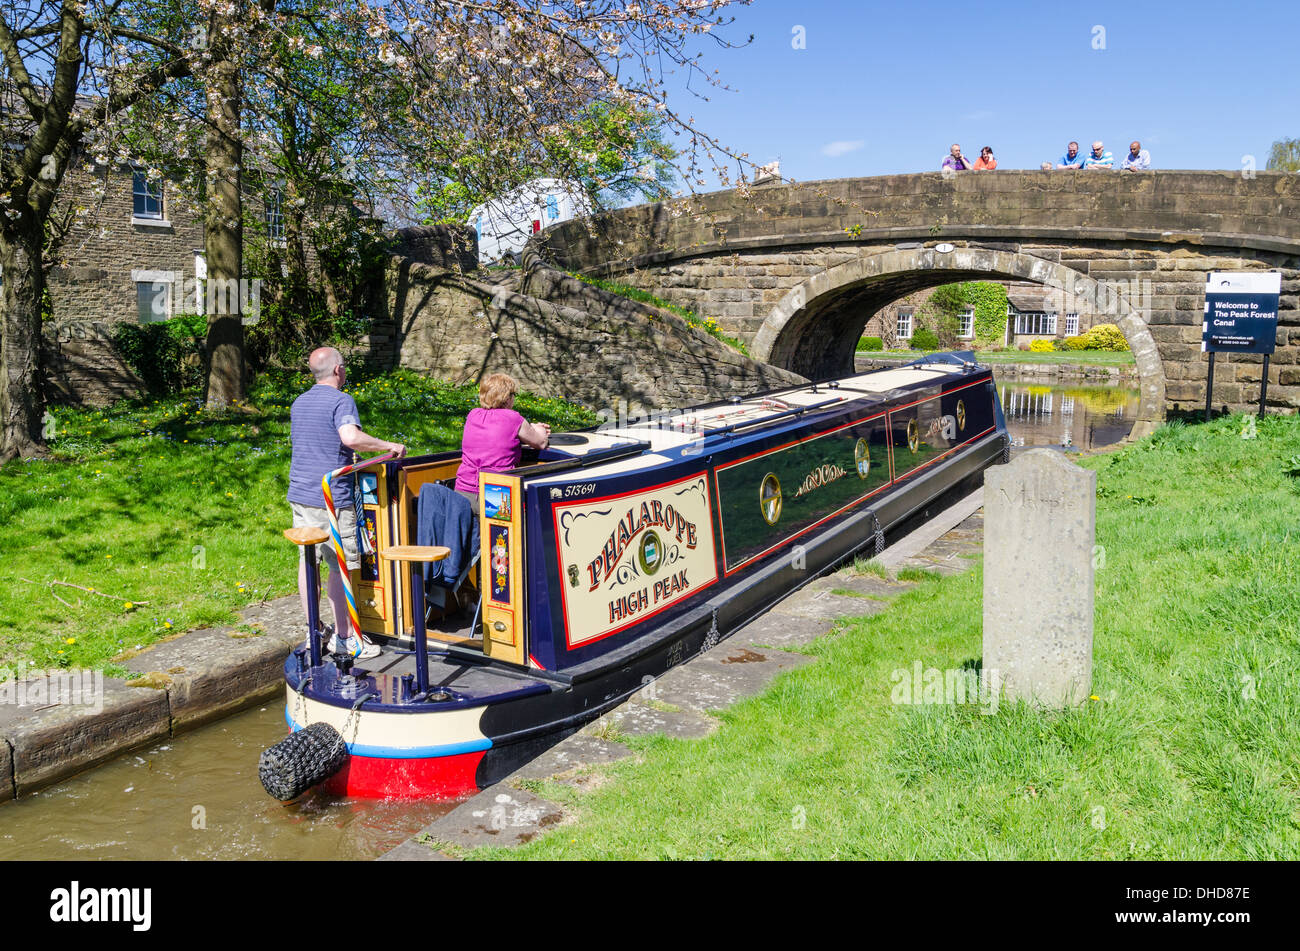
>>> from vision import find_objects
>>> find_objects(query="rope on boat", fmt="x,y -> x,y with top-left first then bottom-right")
321,451 -> 398,657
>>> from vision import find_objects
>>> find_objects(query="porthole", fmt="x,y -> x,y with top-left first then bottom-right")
854,437 -> 871,480
759,473 -> 782,525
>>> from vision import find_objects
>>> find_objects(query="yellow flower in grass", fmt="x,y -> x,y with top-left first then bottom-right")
65,637 -> 76,645
123,601 -> 135,611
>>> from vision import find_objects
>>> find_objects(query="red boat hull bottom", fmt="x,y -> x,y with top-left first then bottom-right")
322,749 -> 486,799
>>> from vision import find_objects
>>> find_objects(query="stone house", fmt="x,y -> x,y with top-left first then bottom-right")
41,162 -> 287,405
863,281 -> 1110,349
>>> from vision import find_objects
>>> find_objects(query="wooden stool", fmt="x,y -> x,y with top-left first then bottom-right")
284,527 -> 331,667
382,545 -> 450,697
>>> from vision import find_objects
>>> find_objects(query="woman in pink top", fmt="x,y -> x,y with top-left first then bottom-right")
454,373 -> 551,504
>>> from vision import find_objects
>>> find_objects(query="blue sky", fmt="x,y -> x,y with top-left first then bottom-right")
664,0 -> 1299,183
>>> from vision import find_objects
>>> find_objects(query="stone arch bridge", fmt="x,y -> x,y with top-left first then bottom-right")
534,170 -> 1300,430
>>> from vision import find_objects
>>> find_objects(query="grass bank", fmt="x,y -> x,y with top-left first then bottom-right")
479,413 -> 1300,859
0,369 -> 597,675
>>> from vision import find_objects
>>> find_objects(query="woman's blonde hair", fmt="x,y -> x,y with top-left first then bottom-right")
479,372 -> 519,409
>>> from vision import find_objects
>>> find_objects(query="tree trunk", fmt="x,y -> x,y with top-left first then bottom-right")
202,11 -> 246,410
0,231 -> 49,463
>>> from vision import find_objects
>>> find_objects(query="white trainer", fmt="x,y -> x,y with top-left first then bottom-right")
327,633 -> 382,660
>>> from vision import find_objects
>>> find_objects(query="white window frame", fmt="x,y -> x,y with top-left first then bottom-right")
897,311 -> 913,340
1065,313 -> 1079,336
1015,311 -> 1058,336
130,168 -> 168,227
959,307 -> 974,339
132,269 -> 178,323
265,183 -> 286,245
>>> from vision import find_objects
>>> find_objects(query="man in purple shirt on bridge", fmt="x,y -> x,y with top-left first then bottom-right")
288,346 -> 406,659
941,143 -> 974,172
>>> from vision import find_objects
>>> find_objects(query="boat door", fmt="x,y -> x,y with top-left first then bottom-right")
478,472 -> 526,665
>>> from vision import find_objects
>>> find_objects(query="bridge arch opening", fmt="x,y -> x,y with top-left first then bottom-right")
752,247 -> 1165,434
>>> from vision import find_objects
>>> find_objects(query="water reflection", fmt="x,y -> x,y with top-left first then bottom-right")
1000,383 -> 1140,452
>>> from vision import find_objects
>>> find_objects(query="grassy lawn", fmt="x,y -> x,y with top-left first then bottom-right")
859,349 -> 1135,366
476,413 -> 1300,859
0,368 -> 597,674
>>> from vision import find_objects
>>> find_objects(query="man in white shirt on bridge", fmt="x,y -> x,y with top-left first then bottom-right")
1121,141 -> 1152,171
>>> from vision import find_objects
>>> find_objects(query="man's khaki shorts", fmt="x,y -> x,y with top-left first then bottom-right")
291,502 -> 360,571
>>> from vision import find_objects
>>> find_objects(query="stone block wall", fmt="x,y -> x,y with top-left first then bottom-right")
372,257 -> 804,415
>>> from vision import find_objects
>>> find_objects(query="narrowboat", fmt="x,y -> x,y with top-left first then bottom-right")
259,352 -> 1010,800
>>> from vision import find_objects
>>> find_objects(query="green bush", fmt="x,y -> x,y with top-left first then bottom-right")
112,313 -> 207,394
910,327 -> 940,351
1060,335 -> 1090,351
857,336 -> 884,352
1029,338 -> 1056,353
1081,323 -> 1130,352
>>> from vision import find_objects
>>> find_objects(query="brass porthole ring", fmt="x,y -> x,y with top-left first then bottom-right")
759,472 -> 782,525
854,437 -> 871,480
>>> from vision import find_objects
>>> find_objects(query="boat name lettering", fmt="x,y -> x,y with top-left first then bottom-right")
793,463 -> 848,498
609,570 -> 690,624
587,501 -> 699,591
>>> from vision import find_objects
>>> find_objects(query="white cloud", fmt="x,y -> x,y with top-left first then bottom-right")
963,110 -> 994,122
821,139 -> 864,158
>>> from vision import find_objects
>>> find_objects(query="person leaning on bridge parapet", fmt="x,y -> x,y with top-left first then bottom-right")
1121,141 -> 1151,171
1056,141 -> 1086,169
973,146 -> 997,170
941,143 -> 974,171
1084,140 -> 1114,169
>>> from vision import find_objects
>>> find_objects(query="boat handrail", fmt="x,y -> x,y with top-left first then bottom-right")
709,395 -> 845,437
511,439 -> 653,479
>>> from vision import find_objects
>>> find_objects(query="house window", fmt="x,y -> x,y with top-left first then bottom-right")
1065,313 -> 1079,336
959,307 -> 974,339
897,311 -> 913,339
265,184 -> 285,242
136,281 -> 169,323
132,270 -> 176,323
132,170 -> 163,219
1015,311 -> 1057,335
546,194 -> 559,220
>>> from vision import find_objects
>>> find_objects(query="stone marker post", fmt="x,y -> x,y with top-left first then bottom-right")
983,449 -> 1095,707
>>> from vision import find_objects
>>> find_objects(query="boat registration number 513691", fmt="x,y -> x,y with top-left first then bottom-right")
563,483 -> 597,497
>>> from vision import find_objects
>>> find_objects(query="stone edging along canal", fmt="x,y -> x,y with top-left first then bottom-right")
0,595 -> 305,802
853,355 -> 1139,387
0,489 -> 988,806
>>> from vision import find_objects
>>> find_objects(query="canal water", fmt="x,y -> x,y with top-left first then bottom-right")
1000,382 -> 1141,453
0,382 -> 1141,860
0,704 -> 459,861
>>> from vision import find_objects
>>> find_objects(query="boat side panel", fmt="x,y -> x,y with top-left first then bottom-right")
887,378 -> 997,485
713,412 -> 893,575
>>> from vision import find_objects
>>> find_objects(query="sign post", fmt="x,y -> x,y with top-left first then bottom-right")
1202,272 -> 1281,420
